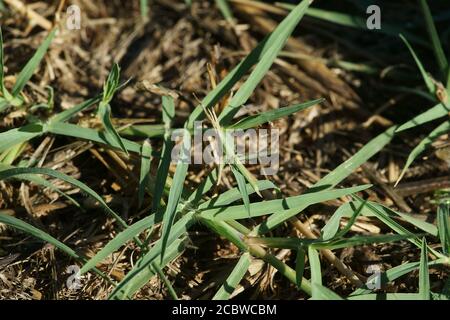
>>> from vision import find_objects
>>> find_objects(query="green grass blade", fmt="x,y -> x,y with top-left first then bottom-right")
98,102 -> 128,155
215,0 -> 234,21
419,237 -> 430,300
12,29 -> 57,96
110,212 -> 195,299
437,204 -> 450,255
400,34 -> 436,94
278,3 -> 428,46
212,252 -> 251,300
228,99 -> 323,130
0,167 -> 128,229
50,95 -> 102,123
199,184 -> 371,221
308,246 -> 322,299
45,122 -> 143,155
160,130 -> 190,262
396,120 -> 450,185
80,214 -> 157,275
0,123 -> 44,153
418,0 -> 448,80
396,103 -> 450,132
109,237 -> 187,300
295,247 -> 306,289
140,0 -> 148,19
218,0 -> 312,125
230,164 -> 251,216
0,212 -> 80,259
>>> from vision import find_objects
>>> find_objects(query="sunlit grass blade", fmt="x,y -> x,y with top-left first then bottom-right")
199,184 -> 371,220
45,122 -> 143,155
80,214 -> 157,274
396,120 -> 450,185
160,130 -> 190,262
0,123 -> 44,153
98,102 -> 128,155
212,252 -> 251,300
228,98 -> 323,130
396,103 -> 450,132
140,0 -> 148,19
437,204 -> 450,255
218,0 -> 312,125
0,211 -> 80,260
311,284 -> 343,300
109,237 -> 187,300
418,0 -> 448,80
12,28 -> 57,97
419,237 -> 430,300
230,164 -> 251,216
308,246 -> 322,299
138,139 -> 152,208
110,212 -> 195,299
152,96 -> 175,212
255,127 -> 395,233
215,0 -> 234,21
400,34 -> 436,94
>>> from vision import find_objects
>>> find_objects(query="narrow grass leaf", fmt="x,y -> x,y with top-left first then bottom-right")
12,29 -> 57,96
396,120 -> 450,185
218,0 -> 312,125
437,204 -> 450,255
419,237 -> 430,300
228,99 -> 323,130
212,253 -> 251,300
396,102 -> 450,132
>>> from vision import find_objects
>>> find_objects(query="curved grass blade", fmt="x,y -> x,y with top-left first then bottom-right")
218,0 -> 313,125
255,127 -> 395,233
199,184 -> 371,220
98,102 -> 128,155
396,120 -> 450,185
0,123 -> 44,153
80,214 -> 156,274
419,237 -> 430,300
212,252 -> 251,300
12,28 -> 57,96
396,103 -> 450,132
0,212 -> 80,259
228,99 -> 323,130
437,204 -> 450,255
418,0 -> 448,80
0,167 -> 128,229
400,34 -> 436,94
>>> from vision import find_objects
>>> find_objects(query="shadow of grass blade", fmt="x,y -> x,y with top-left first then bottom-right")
400,34 -> 436,94
212,252 -> 251,300
12,28 -> 57,97
218,0 -> 313,125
